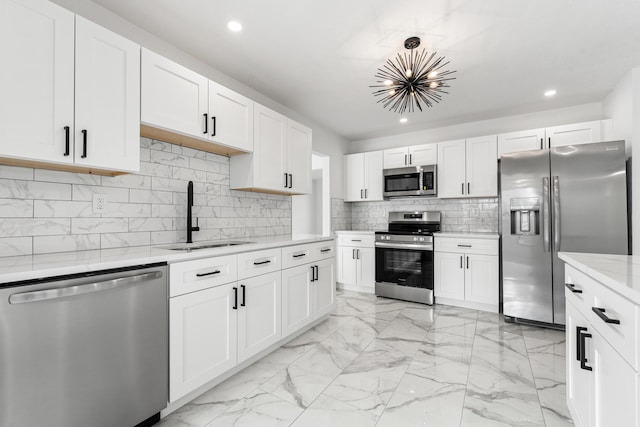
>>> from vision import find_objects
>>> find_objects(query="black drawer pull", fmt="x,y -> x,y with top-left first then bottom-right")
81,129 -> 87,158
292,253 -> 306,258
351,239 -> 362,242
212,116 -> 216,136
576,326 -> 587,362
310,265 -> 315,282
592,307 -> 620,325
203,113 -> 208,134
457,244 -> 472,248
320,248 -> 331,253
253,260 -> 271,266
565,283 -> 583,294
240,284 -> 246,307
578,329 -> 593,371
196,270 -> 221,277
63,126 -> 70,156
232,287 -> 238,310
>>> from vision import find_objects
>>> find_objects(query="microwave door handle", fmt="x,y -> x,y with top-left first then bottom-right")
542,177 -> 550,252
552,176 -> 560,252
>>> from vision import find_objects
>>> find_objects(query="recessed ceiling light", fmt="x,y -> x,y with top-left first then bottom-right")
227,21 -> 242,32
400,117 -> 408,124
544,89 -> 557,97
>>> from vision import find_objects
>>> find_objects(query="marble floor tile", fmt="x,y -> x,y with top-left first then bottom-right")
160,291 -> 575,427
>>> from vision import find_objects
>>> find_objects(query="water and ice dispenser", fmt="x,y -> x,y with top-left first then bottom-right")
509,198 -> 540,235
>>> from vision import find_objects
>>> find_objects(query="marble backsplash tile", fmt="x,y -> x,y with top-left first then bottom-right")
0,137 -> 292,257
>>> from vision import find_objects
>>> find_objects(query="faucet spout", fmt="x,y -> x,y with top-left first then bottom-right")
186,181 -> 200,244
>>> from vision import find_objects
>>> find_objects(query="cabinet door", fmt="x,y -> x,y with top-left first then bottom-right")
357,247 -> 376,287
344,153 -> 365,201
237,271 -> 282,363
364,151 -> 383,201
565,301 -> 593,427
208,80 -> 253,152
287,119 -> 312,194
383,147 -> 409,169
254,104 -> 287,191
141,49 -> 208,138
281,264 -> 313,336
314,258 -> 336,319
0,0 -> 74,163
434,252 -> 465,300
497,128 -> 545,156
547,120 -> 602,148
169,283 -> 237,402
74,17 -> 140,172
437,139 -> 466,198
464,254 -> 498,306
465,135 -> 497,198
337,246 -> 357,284
592,327 -> 638,427
409,143 -> 437,166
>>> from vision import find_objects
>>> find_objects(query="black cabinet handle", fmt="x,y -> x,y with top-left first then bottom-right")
81,130 -> 87,158
409,154 -> 412,164
293,253 -> 306,258
284,173 -> 288,188
467,183 -> 470,194
203,113 -> 208,134
211,116 -> 216,136
240,284 -> 246,307
548,137 -> 551,148
288,173 -> 293,189
361,189 -> 364,199
592,307 -> 620,324
320,248 -> 331,253
460,255 -> 463,269
310,266 -> 315,282
457,244 -> 472,248
314,265 -> 319,281
565,283 -> 583,294
196,270 -> 221,277
540,138 -> 543,150
466,256 -> 469,269
578,329 -> 593,371
404,154 -> 407,165
253,260 -> 271,266
576,326 -> 587,362
232,287 -> 238,310
63,126 -> 70,156
461,183 -> 464,195
364,188 -> 368,198
353,249 -> 356,259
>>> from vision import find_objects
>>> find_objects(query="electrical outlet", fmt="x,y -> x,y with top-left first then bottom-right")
93,194 -> 107,214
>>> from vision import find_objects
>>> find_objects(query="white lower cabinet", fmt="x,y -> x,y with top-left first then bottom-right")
237,271 -> 282,363
169,282 -> 237,402
433,236 -> 499,312
336,233 -> 375,291
169,240 -> 336,404
564,264 -> 640,427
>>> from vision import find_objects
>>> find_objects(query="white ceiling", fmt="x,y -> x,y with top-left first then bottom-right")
92,0 -> 640,141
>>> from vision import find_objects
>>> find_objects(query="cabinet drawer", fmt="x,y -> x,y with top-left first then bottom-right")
170,254 -> 238,297
237,248 -> 281,280
338,234 -> 375,247
311,241 -> 336,261
282,243 -> 314,269
434,237 -> 498,255
565,265 -> 595,312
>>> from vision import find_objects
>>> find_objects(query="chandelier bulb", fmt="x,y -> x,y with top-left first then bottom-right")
428,71 -> 438,79
429,82 -> 439,88
383,79 -> 393,86
406,69 -> 413,78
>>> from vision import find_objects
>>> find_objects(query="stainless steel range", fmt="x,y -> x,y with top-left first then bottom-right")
375,211 -> 441,305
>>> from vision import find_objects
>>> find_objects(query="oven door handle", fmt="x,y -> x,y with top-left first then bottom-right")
375,242 -> 433,250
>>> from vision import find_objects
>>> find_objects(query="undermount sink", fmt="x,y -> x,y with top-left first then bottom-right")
159,241 -> 254,252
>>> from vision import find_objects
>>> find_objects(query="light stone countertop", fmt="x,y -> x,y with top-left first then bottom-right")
0,234 -> 334,285
334,230 -> 378,235
559,252 -> 640,304
436,232 -> 500,240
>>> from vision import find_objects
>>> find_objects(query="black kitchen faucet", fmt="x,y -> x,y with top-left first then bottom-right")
186,181 -> 200,243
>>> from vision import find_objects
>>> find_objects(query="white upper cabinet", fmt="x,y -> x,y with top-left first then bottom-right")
497,128 -> 545,156
0,0 -> 74,164
74,16 -> 140,172
438,137 -> 497,198
141,49 -> 209,139
437,139 -> 467,198
344,151 -> 383,201
141,49 -> 254,154
0,1 -> 139,173
546,120 -> 602,148
208,80 -> 253,152
465,135 -> 498,197
230,104 -> 312,195
287,120 -> 312,194
383,144 -> 437,169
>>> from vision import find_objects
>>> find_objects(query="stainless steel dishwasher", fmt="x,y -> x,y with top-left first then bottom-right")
0,264 -> 168,427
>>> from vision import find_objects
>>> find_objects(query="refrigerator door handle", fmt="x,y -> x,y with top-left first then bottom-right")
552,176 -> 560,252
542,177 -> 551,252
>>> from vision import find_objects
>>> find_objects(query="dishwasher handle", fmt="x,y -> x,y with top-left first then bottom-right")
8,271 -> 163,304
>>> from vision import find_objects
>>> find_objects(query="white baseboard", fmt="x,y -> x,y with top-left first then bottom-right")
337,282 -> 375,294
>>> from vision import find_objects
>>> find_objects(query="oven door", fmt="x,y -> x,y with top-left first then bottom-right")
375,244 -> 433,290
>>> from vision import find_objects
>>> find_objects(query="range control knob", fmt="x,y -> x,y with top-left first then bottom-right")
413,236 -> 418,242
419,237 -> 425,242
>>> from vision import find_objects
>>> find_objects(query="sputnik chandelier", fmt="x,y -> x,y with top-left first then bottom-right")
371,36 -> 456,114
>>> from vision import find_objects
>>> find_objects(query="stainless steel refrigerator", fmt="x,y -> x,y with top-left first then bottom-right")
500,140 -> 628,326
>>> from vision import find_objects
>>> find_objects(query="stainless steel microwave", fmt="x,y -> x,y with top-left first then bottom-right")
383,165 -> 437,198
